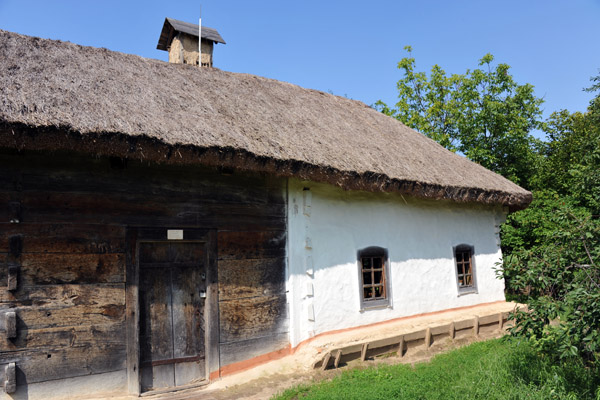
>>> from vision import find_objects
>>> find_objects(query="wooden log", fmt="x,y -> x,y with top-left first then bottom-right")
16,191 -> 285,230
0,321 -> 126,351
0,343 -> 126,385
1,157 -> 285,207
1,285 -> 125,331
218,258 -> 286,300
0,223 -> 126,254
219,294 -> 288,342
1,253 -> 125,285
217,230 -> 286,260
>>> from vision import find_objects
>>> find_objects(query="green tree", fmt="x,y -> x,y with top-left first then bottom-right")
534,98 -> 600,213
501,75 -> 600,367
375,46 -> 544,187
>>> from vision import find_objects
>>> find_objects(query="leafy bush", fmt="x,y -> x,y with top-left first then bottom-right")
501,192 -> 600,367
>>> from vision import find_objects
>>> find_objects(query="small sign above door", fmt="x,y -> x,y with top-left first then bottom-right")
167,230 -> 184,240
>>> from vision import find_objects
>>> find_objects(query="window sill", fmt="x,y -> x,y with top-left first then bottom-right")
457,288 -> 478,297
359,302 -> 392,312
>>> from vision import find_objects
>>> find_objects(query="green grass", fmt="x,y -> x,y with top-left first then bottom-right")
273,339 -> 600,400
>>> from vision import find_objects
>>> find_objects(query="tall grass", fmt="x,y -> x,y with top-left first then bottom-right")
274,338 -> 600,400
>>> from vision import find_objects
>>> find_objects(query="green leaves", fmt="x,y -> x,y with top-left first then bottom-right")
377,53 -> 600,368
375,48 -> 543,187
503,195 -> 600,367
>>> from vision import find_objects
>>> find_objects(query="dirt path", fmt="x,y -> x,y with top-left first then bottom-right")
148,329 -> 506,400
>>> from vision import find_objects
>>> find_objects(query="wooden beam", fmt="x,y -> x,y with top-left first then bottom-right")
360,343 -> 369,362
397,336 -> 405,358
320,352 -> 331,371
125,229 -> 140,396
7,264 -> 18,291
333,350 -> 342,368
425,327 -> 432,349
205,230 -> 220,380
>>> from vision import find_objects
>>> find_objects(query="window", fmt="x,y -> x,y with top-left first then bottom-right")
358,247 -> 390,308
454,244 -> 477,294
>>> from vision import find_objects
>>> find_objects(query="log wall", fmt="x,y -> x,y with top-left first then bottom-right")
0,150 -> 288,393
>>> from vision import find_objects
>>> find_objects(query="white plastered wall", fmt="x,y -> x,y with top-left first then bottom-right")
286,179 -> 507,348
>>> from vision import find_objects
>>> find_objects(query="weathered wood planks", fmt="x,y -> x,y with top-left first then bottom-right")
0,150 -> 289,391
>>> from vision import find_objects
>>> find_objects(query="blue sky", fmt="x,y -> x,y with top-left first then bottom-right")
1,0 -> 599,137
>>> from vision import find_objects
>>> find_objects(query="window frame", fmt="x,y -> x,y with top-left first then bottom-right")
357,246 -> 391,310
453,244 -> 478,295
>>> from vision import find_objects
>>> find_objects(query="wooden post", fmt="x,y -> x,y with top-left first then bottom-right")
333,350 -> 342,368
4,362 -> 16,394
425,327 -> 432,349
320,352 -> 331,371
397,336 -> 405,358
498,313 -> 504,331
7,264 -> 18,291
449,322 -> 455,339
360,343 -> 369,362
125,229 -> 140,396
198,8 -> 202,67
473,316 -> 480,337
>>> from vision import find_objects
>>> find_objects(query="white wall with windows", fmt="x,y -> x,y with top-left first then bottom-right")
286,179 -> 507,348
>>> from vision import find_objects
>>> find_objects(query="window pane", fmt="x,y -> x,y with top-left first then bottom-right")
374,285 -> 384,298
373,270 -> 383,284
464,274 -> 472,286
456,252 -> 463,262
364,287 -> 373,299
464,260 -> 471,272
363,271 -> 372,285
362,257 -> 372,269
373,257 -> 382,269
458,276 -> 465,286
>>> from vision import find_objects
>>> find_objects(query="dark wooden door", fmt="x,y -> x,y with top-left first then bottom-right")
139,241 -> 207,391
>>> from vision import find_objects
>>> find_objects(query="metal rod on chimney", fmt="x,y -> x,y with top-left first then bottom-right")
198,4 -> 202,68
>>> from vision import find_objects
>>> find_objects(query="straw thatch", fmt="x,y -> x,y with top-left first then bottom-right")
0,30 -> 531,210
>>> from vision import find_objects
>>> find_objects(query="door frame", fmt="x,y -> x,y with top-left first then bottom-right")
125,228 -> 219,396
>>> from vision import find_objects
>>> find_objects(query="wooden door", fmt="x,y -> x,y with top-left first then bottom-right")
138,241 -> 207,391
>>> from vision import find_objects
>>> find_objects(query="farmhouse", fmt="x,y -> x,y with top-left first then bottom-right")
0,28 -> 531,399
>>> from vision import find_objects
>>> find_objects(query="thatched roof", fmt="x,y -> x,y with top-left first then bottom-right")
0,30 -> 531,210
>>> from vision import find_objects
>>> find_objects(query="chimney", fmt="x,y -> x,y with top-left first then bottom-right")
157,17 -> 226,67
